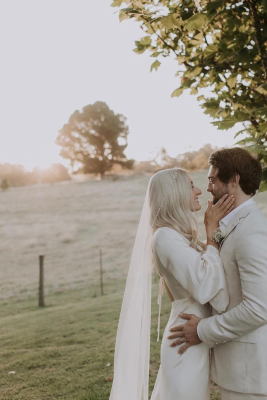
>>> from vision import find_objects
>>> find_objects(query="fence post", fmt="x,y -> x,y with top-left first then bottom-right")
39,255 -> 45,307
99,249 -> 104,296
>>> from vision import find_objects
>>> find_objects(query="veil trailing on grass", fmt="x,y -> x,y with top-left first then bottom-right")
110,169 -> 179,400
109,182 -> 153,400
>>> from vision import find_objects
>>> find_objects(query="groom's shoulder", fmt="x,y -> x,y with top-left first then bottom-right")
238,203 -> 267,232
244,203 -> 267,224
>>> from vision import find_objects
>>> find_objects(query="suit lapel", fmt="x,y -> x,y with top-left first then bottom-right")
220,203 -> 257,249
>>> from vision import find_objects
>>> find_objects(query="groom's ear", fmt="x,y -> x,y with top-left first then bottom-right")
230,174 -> 240,187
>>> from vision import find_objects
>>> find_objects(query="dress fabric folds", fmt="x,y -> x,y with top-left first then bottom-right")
151,227 -> 229,400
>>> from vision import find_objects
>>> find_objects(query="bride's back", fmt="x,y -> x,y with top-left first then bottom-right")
153,227 -> 191,303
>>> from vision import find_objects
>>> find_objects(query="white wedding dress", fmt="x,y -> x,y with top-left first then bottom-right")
151,227 -> 229,400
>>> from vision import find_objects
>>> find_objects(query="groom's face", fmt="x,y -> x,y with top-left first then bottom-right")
207,166 -> 230,205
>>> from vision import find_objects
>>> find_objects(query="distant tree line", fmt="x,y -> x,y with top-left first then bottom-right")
134,144 -> 217,174
0,163 -> 70,188
0,144 -> 216,189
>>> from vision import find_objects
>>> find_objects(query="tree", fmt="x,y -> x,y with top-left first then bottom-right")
113,0 -> 267,190
177,144 -> 218,170
0,164 -> 28,187
56,101 -> 134,178
155,144 -> 217,170
29,164 -> 71,185
1,178 -> 9,191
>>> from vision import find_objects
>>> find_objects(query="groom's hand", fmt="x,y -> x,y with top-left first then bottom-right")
167,313 -> 202,354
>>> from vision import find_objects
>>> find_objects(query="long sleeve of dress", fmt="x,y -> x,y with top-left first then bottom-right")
153,228 -> 229,313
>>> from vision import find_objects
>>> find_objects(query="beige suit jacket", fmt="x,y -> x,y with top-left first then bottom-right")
198,202 -> 267,394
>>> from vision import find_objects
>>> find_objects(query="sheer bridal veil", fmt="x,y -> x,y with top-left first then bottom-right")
109,169 -> 179,400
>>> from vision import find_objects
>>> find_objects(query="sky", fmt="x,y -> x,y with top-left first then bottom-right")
0,0 -> 238,170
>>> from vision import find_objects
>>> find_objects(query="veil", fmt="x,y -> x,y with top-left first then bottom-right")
109,182 -> 153,400
109,170 -> 178,400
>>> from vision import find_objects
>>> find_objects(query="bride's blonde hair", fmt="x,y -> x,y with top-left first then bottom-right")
149,168 -> 205,252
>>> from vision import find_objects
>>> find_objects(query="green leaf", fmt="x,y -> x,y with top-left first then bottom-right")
212,117 -> 238,130
185,14 -> 208,31
259,122 -> 267,133
202,100 -> 220,118
232,102 -> 242,111
133,46 -> 146,54
235,137 -> 254,145
186,66 -> 202,78
253,107 -> 267,117
150,60 -> 161,72
161,14 -> 181,30
234,111 -> 250,122
234,129 -> 246,139
140,36 -> 151,46
171,87 -> 184,98
204,44 -> 218,55
242,144 -> 267,154
150,51 -> 163,58
197,95 -> 205,101
206,0 -> 223,13
227,75 -> 237,89
191,32 -> 204,45
133,36 -> 151,54
261,167 -> 267,182
176,55 -> 186,64
119,10 -> 129,22
216,109 -> 229,118
259,181 -> 267,193
190,87 -> 198,95
256,84 -> 267,95
181,78 -> 195,88
111,0 -> 123,7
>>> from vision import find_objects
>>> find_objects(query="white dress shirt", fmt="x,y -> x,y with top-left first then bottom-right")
219,197 -> 254,229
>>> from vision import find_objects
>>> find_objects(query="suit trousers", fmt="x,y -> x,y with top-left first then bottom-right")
219,387 -> 267,400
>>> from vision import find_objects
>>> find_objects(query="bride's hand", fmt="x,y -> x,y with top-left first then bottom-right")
204,194 -> 234,235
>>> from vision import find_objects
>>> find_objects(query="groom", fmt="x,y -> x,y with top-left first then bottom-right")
168,147 -> 267,399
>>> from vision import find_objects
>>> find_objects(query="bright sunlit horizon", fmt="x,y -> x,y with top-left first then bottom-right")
0,0 -> 239,172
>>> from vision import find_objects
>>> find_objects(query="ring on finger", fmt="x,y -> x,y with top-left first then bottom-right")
180,337 -> 185,342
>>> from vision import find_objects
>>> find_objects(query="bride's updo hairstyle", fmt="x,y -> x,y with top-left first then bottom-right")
149,168 -> 204,252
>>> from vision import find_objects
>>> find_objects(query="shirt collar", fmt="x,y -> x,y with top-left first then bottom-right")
220,197 -> 255,227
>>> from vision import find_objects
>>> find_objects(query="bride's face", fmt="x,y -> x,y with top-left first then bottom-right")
190,180 -> 202,211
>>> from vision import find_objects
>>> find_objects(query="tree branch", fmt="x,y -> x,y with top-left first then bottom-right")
247,0 -> 267,82
140,15 -> 180,57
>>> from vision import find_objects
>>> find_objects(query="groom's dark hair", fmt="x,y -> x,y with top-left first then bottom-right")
209,148 -> 262,196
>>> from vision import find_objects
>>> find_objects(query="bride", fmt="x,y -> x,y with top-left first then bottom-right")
109,168 -> 233,400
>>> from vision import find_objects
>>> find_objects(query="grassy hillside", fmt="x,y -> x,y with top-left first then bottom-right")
0,284 -> 224,400
1,171 -> 266,300
0,171 -> 266,399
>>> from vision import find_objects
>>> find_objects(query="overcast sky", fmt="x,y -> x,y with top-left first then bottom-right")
0,0 -> 238,170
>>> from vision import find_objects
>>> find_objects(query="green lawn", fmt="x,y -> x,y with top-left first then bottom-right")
0,283 -> 221,400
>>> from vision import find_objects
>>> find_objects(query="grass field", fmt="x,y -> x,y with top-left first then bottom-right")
0,171 -> 266,399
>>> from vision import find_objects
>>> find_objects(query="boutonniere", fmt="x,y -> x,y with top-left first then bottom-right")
212,226 -> 227,245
